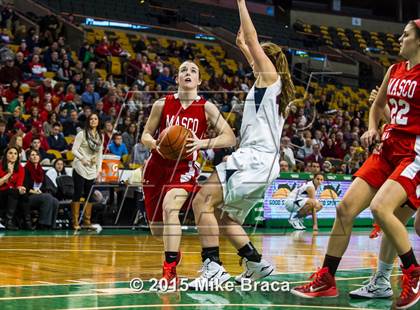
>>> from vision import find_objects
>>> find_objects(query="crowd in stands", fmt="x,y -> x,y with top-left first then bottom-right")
0,3 -> 374,230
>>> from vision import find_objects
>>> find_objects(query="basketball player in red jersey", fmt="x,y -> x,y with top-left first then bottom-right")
141,60 -> 236,283
292,20 -> 420,309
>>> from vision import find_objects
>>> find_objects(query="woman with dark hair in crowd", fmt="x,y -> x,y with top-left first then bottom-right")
71,113 -> 103,230
8,134 -> 26,162
24,106 -> 41,129
4,79 -> 20,103
57,59 -> 72,82
45,158 -> 68,200
43,112 -> 59,136
0,147 -> 26,230
22,149 -> 59,229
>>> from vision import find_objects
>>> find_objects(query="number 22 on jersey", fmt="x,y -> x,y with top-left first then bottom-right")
389,98 -> 410,125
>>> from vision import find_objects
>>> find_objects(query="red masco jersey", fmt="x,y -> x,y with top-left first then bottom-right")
152,93 -> 208,165
386,61 -> 420,135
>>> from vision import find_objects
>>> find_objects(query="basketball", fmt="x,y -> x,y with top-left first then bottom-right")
157,125 -> 193,160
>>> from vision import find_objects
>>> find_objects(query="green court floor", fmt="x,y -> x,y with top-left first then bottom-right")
0,268 -> 401,309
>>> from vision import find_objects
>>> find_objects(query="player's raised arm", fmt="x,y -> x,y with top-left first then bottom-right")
186,101 -> 236,153
141,98 -> 165,150
237,0 -> 277,83
236,26 -> 254,70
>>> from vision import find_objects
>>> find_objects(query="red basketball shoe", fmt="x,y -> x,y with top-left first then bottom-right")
161,261 -> 179,288
291,267 -> 338,298
369,224 -> 381,239
396,264 -> 420,309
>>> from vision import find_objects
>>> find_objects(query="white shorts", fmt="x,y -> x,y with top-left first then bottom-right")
285,197 -> 308,215
216,148 -> 280,225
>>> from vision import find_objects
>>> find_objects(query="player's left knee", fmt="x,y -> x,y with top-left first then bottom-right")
370,201 -> 387,219
192,192 -> 214,214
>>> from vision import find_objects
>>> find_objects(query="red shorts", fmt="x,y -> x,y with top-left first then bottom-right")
142,153 -> 200,222
354,128 -> 420,209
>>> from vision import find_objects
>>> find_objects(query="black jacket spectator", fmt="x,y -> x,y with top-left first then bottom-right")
63,111 -> 81,136
0,59 -> 23,84
47,124 -> 68,152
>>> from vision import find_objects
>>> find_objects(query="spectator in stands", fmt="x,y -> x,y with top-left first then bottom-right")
311,162 -> 321,174
321,138 -> 337,158
23,122 -> 48,150
322,160 -> 333,174
28,54 -> 47,80
122,123 -> 137,154
81,83 -> 100,109
27,137 -> 54,165
0,56 -> 22,84
78,41 -> 90,62
127,91 -> 143,113
280,160 -> 289,172
126,53 -> 143,84
47,122 -> 68,154
56,59 -> 72,81
37,78 -> 53,102
70,73 -> 84,94
156,66 -> 175,91
110,38 -> 130,58
131,136 -> 150,166
305,143 -> 323,166
42,112 -> 58,136
81,45 -> 95,66
95,100 -> 109,123
297,137 -> 313,160
109,133 -> 128,158
106,74 -> 116,88
312,130 -> 324,148
141,55 -> 152,75
280,136 -> 296,168
45,51 -> 61,72
60,93 -> 77,113
45,158 -> 67,200
334,131 -> 347,159
71,113 -> 103,230
0,119 -> 8,156
4,79 -> 20,103
23,105 -> 39,129
6,93 -> 25,113
62,109 -> 81,136
77,106 -> 92,127
14,51 -> 30,77
93,77 -> 107,97
1,4 -> 15,29
0,146 -> 26,230
8,133 -> 26,161
103,120 -> 114,151
23,149 -> 59,230
296,107 -> 307,128
84,61 -> 99,83
17,39 -> 31,58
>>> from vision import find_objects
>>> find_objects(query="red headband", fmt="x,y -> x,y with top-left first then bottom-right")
415,19 -> 420,29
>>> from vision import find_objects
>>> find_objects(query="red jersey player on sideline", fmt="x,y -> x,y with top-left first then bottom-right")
140,60 -> 235,284
292,20 -> 420,309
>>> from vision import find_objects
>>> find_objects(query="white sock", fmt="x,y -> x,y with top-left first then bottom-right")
377,259 -> 393,281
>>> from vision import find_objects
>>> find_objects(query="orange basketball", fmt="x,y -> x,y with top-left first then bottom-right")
157,125 -> 193,160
